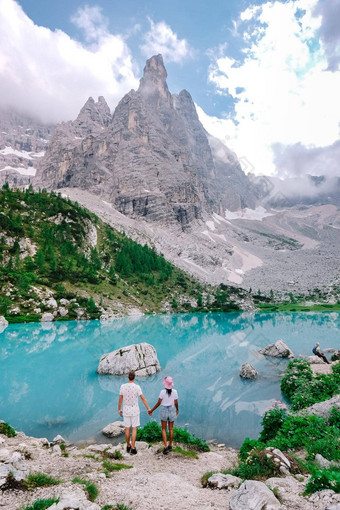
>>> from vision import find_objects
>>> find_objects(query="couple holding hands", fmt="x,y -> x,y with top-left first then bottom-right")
118,370 -> 179,455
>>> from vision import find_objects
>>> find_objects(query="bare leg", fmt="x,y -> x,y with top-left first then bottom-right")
131,427 -> 137,448
168,421 -> 174,447
161,420 -> 168,448
125,427 -> 131,447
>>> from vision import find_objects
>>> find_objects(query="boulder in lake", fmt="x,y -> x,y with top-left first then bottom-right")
240,363 -> 258,379
259,339 -> 294,358
102,421 -> 125,438
97,342 -> 160,376
229,480 -> 281,509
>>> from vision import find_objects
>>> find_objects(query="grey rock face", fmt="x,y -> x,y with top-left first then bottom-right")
300,394 -> 340,419
307,355 -> 326,364
0,452 -> 29,488
37,55 -> 256,231
102,421 -> 125,438
0,107 -> 54,187
47,486 -> 100,509
229,479 -> 281,509
259,339 -> 294,358
97,342 -> 161,376
240,363 -> 258,379
315,454 -> 340,470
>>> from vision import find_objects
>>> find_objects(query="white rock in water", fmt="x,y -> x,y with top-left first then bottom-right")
229,480 -> 281,509
259,339 -> 294,358
240,363 -> 258,379
97,342 -> 161,376
102,421 -> 125,438
41,312 -> 54,322
0,316 -> 9,334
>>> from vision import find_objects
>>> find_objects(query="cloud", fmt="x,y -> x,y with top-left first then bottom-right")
141,18 -> 194,64
199,0 -> 340,177
0,0 -> 139,123
314,0 -> 340,71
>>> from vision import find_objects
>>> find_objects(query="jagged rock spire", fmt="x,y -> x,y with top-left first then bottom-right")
138,54 -> 172,106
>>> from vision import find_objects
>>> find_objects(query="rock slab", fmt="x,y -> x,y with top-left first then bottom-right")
102,421 -> 125,437
97,342 -> 161,376
259,339 -> 294,358
229,480 -> 281,509
240,363 -> 258,379
301,394 -> 340,419
208,473 -> 241,489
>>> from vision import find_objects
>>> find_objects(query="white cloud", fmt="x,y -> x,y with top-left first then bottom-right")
200,0 -> 340,177
141,18 -> 194,64
0,0 -> 139,123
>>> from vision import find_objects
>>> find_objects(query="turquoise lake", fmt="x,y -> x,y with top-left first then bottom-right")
0,312 -> 339,447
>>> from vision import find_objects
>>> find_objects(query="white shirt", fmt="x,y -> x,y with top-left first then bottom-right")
159,388 -> 178,406
120,382 -> 142,416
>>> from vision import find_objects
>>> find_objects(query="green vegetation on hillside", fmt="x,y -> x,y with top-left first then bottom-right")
218,361 -> 340,494
0,184 -> 246,321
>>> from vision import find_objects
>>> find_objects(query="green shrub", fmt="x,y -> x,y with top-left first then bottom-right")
259,402 -> 288,442
306,433 -> 340,462
239,438 -> 264,462
304,468 -> 340,494
72,477 -> 99,502
236,449 -> 278,480
0,421 -> 16,437
329,406 -> 340,428
21,499 -> 59,510
24,473 -> 61,490
136,422 -> 209,452
281,360 -> 313,399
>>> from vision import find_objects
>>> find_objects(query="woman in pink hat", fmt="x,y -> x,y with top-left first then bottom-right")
148,376 -> 179,454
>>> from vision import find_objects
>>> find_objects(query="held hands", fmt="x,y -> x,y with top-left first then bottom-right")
147,409 -> 152,416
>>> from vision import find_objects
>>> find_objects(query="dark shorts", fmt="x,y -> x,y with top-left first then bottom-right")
160,405 -> 176,422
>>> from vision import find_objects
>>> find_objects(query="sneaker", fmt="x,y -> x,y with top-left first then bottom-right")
167,445 -> 172,452
130,448 -> 137,455
126,445 -> 131,453
163,447 -> 169,455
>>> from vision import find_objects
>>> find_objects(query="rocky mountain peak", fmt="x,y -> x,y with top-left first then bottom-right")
138,54 -> 172,106
76,96 -> 111,132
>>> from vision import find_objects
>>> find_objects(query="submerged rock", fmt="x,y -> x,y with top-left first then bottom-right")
259,339 -> 294,358
239,363 -> 258,379
229,480 -> 281,509
97,342 -> 161,376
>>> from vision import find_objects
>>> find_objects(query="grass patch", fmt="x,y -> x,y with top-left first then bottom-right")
72,477 -> 99,502
172,446 -> 198,459
0,421 -> 16,437
103,449 -> 124,460
79,454 -> 100,461
24,473 -> 61,490
101,505 -> 134,510
21,499 -> 59,510
102,460 -> 133,474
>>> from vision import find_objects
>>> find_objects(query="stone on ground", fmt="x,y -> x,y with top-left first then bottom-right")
229,479 -> 281,509
102,421 -> 125,437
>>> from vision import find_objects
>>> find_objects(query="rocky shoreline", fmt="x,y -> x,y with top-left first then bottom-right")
1,427 -> 339,510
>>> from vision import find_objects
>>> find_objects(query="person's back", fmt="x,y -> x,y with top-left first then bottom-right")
119,381 -> 142,417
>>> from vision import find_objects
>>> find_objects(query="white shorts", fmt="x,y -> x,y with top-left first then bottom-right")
123,414 -> 140,428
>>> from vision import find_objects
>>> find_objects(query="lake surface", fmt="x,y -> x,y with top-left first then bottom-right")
0,312 -> 339,447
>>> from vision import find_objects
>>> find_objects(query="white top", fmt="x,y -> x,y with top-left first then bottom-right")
159,388 -> 178,406
120,382 -> 142,416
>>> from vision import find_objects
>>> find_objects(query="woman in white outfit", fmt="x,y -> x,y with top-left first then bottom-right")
148,376 -> 179,454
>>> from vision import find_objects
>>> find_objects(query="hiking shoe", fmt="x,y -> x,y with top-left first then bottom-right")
163,447 -> 170,455
126,445 -> 131,453
167,446 -> 172,452
130,448 -> 137,455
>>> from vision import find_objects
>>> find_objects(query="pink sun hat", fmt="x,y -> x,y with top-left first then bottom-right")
163,376 -> 174,389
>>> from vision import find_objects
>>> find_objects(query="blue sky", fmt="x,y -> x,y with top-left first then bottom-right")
0,0 -> 339,177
